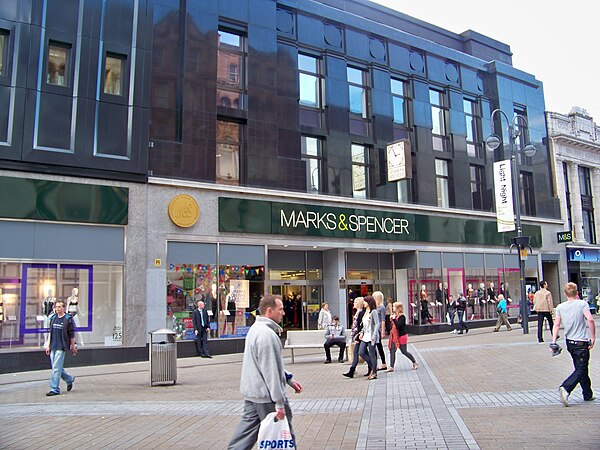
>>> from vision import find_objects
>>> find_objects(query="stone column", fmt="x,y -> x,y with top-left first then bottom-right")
567,162 -> 586,243
323,249 -> 348,327
592,168 -> 600,241
554,159 -> 569,230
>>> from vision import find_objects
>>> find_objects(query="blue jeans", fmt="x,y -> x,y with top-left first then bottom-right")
358,341 -> 377,374
562,341 -> 593,400
49,349 -> 74,393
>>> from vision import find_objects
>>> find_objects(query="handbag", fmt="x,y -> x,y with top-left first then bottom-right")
257,412 -> 295,449
496,306 -> 503,314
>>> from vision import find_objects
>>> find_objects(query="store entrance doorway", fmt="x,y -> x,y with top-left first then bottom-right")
270,283 -> 322,331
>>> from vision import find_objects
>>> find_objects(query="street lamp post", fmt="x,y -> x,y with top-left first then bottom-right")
486,109 -> 537,334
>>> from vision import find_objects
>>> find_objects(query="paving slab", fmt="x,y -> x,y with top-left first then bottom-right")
0,320 -> 598,449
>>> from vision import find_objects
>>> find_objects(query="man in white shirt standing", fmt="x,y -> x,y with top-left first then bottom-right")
552,282 -> 596,406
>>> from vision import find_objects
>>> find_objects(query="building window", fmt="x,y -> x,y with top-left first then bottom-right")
0,30 -> 8,76
217,29 -> 246,109
579,166 -> 596,244
391,77 -> 407,126
470,165 -> 485,210
302,136 -> 323,193
47,41 -> 70,86
397,179 -> 412,203
430,89 -> 448,152
298,54 -> 322,109
348,67 -> 368,118
351,144 -> 370,199
514,106 -> 532,166
520,172 -> 536,216
216,120 -> 242,185
563,165 -> 573,232
464,98 -> 481,158
435,159 -> 450,208
104,53 -> 125,95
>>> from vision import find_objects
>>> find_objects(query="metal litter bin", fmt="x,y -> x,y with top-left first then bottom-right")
149,328 -> 177,386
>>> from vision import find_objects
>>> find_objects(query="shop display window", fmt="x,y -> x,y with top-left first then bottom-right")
166,264 -> 217,340
0,262 -> 123,349
218,265 -> 263,338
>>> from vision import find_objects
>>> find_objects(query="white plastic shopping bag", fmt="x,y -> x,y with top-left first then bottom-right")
256,412 -> 295,449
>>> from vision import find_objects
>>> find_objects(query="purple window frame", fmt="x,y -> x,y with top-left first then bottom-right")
19,263 -> 94,335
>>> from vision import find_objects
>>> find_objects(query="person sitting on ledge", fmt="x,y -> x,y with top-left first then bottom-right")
324,316 -> 346,363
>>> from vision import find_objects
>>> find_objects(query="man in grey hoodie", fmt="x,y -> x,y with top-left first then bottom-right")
228,294 -> 303,450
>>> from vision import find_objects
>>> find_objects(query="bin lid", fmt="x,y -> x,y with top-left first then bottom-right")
149,328 -> 177,335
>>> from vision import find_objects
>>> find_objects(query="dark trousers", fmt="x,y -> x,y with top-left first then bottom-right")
536,312 -> 554,342
324,337 -> 346,361
358,341 -> 377,374
195,328 -> 210,356
376,341 -> 387,366
456,310 -> 468,332
562,340 -> 593,400
389,342 -> 416,367
349,340 -> 361,369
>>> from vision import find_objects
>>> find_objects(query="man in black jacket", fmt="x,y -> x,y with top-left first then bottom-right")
44,300 -> 77,396
193,300 -> 211,358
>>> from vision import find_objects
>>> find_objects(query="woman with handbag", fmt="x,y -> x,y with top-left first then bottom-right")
387,302 -> 418,371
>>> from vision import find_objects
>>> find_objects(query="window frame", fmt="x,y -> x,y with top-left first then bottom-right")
301,135 -> 324,194
469,164 -> 485,210
351,143 -> 371,199
464,97 -> 482,158
391,77 -> 408,126
46,40 -> 71,89
216,119 -> 244,186
217,28 -> 247,110
298,53 -> 323,110
519,171 -> 536,216
0,29 -> 9,79
430,88 -> 448,152
435,158 -> 450,208
347,66 -> 369,119
578,166 -> 596,243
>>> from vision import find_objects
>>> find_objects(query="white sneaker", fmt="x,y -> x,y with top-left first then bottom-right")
559,386 -> 569,407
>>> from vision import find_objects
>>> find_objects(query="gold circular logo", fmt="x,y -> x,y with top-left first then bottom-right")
168,194 -> 200,228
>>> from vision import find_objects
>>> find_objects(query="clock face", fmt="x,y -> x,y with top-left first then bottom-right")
387,141 -> 407,181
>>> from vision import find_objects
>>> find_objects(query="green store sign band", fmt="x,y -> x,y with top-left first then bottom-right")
218,197 -> 542,248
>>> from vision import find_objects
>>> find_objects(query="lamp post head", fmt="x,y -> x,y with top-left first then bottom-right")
485,134 -> 501,150
523,143 -> 537,157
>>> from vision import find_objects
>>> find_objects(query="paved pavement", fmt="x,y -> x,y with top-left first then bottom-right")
1,320 -> 598,449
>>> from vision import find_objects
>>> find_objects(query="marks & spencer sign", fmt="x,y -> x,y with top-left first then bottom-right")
218,197 -> 542,247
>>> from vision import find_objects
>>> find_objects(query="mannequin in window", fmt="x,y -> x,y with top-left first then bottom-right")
466,283 -> 475,320
477,283 -> 486,319
487,282 -> 497,319
420,285 -> 432,324
67,288 -> 84,347
42,288 -> 56,342
435,283 -> 444,314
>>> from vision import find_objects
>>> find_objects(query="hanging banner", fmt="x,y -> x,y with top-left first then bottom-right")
229,279 -> 250,308
386,139 -> 412,182
493,160 -> 515,232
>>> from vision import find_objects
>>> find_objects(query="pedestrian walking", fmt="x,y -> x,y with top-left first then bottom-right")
44,300 -> 77,396
447,294 -> 457,332
533,280 -> 554,343
358,295 -> 380,380
492,294 -> 512,332
455,292 -> 469,334
228,294 -> 303,450
552,282 -> 595,406
373,291 -> 388,370
343,297 -> 365,378
387,302 -> 418,371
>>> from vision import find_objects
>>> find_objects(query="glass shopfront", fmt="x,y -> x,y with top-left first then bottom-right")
166,242 -> 264,340
395,251 -> 539,326
0,262 -> 123,349
268,250 -> 323,331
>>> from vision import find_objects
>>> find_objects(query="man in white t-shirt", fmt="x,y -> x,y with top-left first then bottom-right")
552,282 -> 596,406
